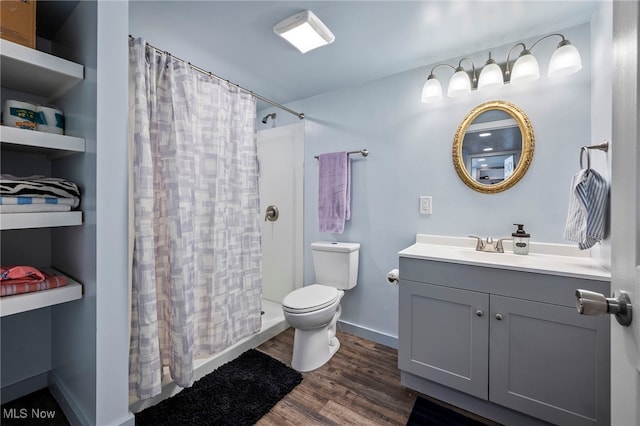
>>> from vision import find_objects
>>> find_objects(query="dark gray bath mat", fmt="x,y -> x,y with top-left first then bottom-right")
406,396 -> 497,426
135,349 -> 302,426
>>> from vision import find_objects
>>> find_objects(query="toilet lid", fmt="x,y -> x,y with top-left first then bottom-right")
282,284 -> 339,313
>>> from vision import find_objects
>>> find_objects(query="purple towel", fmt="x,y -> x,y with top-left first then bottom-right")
318,152 -> 351,233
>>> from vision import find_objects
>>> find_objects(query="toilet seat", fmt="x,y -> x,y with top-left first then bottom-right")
282,284 -> 340,314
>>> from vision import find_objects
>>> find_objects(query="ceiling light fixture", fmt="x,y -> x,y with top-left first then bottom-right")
420,33 -> 582,103
479,133 -> 492,138
273,10 -> 335,54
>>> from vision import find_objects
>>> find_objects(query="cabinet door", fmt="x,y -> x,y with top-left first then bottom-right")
490,295 -> 609,425
399,281 -> 490,399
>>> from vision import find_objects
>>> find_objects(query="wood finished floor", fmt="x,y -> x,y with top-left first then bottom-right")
256,328 -> 499,426
2,329 -> 499,426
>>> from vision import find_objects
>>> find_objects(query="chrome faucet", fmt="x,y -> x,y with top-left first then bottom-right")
468,236 -> 511,253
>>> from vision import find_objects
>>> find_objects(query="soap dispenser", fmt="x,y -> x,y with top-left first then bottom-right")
512,224 -> 530,255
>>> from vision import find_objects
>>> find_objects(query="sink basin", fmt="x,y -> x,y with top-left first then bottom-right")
398,234 -> 610,281
457,248 -> 533,264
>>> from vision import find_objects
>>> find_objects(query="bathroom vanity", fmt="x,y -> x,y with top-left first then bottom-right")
398,235 -> 611,426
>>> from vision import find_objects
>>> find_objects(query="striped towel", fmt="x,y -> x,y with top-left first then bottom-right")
0,174 -> 80,200
563,169 -> 609,249
0,196 -> 78,207
1,266 -> 69,297
0,204 -> 71,213
1,272 -> 68,296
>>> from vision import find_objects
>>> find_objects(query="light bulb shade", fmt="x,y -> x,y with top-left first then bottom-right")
421,77 -> 443,103
273,10 -> 335,53
548,43 -> 582,78
478,62 -> 504,91
511,53 -> 540,84
447,70 -> 471,97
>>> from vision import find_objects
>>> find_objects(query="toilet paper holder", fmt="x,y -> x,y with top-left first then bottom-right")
575,289 -> 632,326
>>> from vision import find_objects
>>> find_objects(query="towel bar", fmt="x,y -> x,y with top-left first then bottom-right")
314,149 -> 369,160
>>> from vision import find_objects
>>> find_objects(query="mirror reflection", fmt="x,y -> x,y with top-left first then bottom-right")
462,110 -> 522,185
452,100 -> 534,194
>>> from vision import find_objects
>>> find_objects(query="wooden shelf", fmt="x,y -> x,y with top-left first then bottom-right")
0,211 -> 82,230
1,125 -> 85,155
0,268 -> 83,317
0,39 -> 84,100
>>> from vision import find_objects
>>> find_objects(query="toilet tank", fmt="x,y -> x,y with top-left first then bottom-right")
311,242 -> 360,290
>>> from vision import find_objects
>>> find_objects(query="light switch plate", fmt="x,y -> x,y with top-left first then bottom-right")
419,196 -> 432,214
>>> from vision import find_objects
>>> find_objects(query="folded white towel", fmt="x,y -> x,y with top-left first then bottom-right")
563,169 -> 608,249
0,204 -> 71,213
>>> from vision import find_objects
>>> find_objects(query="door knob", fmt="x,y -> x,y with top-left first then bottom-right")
264,205 -> 279,222
575,289 -> 632,326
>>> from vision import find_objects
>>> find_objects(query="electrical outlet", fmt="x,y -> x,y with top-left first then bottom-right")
419,196 -> 432,215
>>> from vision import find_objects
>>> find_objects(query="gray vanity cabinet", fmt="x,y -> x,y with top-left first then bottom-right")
399,281 -> 490,399
398,257 -> 610,426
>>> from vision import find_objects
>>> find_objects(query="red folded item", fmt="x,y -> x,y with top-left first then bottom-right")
1,267 -> 68,297
0,265 -> 45,285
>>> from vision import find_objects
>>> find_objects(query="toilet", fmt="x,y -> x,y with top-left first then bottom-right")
282,241 -> 360,372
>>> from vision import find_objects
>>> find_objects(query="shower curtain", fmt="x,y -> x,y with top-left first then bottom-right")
128,38 -> 262,400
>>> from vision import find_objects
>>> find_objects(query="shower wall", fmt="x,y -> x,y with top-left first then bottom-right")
257,123 -> 305,302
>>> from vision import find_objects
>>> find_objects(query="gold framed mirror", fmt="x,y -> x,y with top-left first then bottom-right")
453,100 -> 534,194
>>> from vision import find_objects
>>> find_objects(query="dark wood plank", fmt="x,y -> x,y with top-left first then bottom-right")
257,328 -> 416,425
257,328 -> 502,426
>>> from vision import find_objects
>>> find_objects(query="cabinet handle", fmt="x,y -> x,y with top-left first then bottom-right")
475,310 -> 484,317
495,313 -> 503,320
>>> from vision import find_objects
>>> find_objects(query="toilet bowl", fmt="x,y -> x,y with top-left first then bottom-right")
282,284 -> 344,372
281,241 -> 360,372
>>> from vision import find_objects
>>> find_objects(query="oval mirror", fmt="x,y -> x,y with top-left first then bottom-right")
452,100 -> 534,193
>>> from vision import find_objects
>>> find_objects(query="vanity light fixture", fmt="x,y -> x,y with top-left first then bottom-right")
477,52 -> 504,91
273,10 -> 335,54
448,58 -> 477,98
420,33 -> 582,103
421,60 -> 477,103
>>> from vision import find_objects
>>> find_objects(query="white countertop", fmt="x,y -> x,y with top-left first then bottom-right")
398,234 -> 611,282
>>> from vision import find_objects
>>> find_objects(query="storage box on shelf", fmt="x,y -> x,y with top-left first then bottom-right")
1,38 -> 85,314
0,0 -> 36,49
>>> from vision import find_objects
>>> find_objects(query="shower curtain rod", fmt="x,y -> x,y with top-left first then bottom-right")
129,35 -> 305,120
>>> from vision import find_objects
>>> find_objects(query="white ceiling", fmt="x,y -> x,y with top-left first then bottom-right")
129,1 -> 600,106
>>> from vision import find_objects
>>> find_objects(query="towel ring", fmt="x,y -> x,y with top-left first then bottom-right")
580,146 -> 591,171
579,141 -> 609,172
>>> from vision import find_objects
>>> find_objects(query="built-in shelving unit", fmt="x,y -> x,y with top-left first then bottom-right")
1,125 -> 85,155
1,39 -> 85,316
0,268 -> 82,317
1,39 -> 84,100
0,211 -> 83,230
